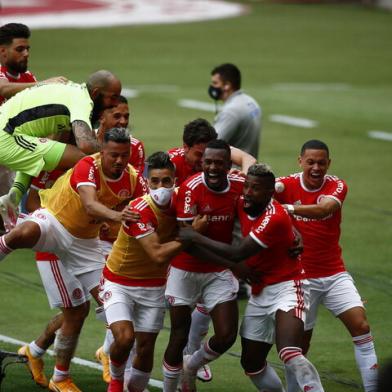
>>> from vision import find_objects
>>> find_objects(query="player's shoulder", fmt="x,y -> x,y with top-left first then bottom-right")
181,172 -> 203,190
228,173 -> 245,183
168,146 -> 185,159
130,196 -> 150,212
131,136 -> 143,146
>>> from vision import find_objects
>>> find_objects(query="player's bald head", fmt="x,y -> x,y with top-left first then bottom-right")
86,69 -> 120,92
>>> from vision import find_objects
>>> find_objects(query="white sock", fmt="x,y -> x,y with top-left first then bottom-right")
110,359 -> 126,381
246,362 -> 285,392
353,332 -> 378,392
184,305 -> 210,355
124,347 -> 135,387
162,361 -> 182,392
52,366 -> 69,382
0,236 -> 13,261
127,367 -> 150,392
284,365 -> 301,392
186,339 -> 220,373
279,347 -> 324,392
29,341 -> 46,358
103,328 -> 114,355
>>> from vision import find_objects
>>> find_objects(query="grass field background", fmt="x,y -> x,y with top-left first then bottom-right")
0,1 -> 392,391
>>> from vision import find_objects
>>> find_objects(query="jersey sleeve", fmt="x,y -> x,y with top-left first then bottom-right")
249,213 -> 287,249
0,71 -> 7,81
70,157 -> 99,191
323,178 -> 347,206
132,173 -> 149,199
176,182 -> 198,221
130,139 -> 146,173
123,203 -> 156,239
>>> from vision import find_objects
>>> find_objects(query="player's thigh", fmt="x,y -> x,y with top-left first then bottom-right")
201,269 -> 239,312
53,143 -> 85,171
304,278 -> 326,331
165,266 -> 201,308
322,272 -> 364,317
36,259 -> 88,309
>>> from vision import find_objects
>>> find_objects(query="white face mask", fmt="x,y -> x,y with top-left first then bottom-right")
150,186 -> 174,206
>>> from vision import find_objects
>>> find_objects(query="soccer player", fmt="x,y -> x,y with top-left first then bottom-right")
274,139 -> 378,392
0,22 -> 66,104
0,69 -> 122,231
178,163 -> 325,392
96,95 -> 145,173
0,128 -> 146,392
101,151 -> 186,392
168,117 -> 257,382
208,63 -> 261,158
162,139 -> 245,392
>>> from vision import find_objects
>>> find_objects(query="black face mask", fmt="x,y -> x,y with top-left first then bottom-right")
208,85 -> 223,100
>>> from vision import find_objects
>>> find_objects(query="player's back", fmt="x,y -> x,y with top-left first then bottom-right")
0,82 -> 92,138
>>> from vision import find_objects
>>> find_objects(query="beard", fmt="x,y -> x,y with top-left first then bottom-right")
8,59 -> 28,74
91,93 -> 105,128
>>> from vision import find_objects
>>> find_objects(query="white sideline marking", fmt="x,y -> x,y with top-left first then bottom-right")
121,88 -> 139,98
178,99 -> 217,112
368,130 -> 392,142
269,114 -> 318,128
272,83 -> 350,91
0,334 -> 164,389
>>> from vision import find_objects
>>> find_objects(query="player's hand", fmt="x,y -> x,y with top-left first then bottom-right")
41,76 -> 68,84
120,206 -> 140,223
288,229 -> 303,258
231,262 -> 261,284
229,168 -> 246,178
192,214 -> 208,234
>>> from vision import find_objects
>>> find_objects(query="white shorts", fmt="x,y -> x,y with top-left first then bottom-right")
100,240 -> 113,259
28,209 -> 105,274
305,272 -> 364,331
240,279 -> 309,344
102,279 -> 166,333
36,259 -> 102,309
165,266 -> 239,312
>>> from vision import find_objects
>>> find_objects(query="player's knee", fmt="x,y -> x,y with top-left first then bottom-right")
115,328 -> 135,349
6,221 -> 40,248
136,340 -> 154,362
241,352 -> 265,373
351,318 -> 370,337
215,328 -> 237,351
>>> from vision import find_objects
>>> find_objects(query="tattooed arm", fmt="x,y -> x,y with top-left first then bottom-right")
72,120 -> 101,154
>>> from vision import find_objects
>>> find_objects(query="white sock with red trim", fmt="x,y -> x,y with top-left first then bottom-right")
162,361 -> 182,392
279,346 -> 324,392
284,365 -> 301,392
103,328 -> 114,355
246,361 -> 285,391
0,236 -> 13,261
353,332 -> 378,392
110,359 -> 126,381
29,341 -> 46,358
184,304 -> 210,355
186,338 -> 220,373
127,367 -> 150,392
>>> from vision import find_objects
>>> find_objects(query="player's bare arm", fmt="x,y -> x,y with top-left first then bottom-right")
137,231 -> 184,264
230,146 -> 257,175
78,185 -> 122,222
25,188 -> 41,213
179,227 -> 261,262
72,120 -> 101,154
0,76 -> 68,99
284,196 -> 340,219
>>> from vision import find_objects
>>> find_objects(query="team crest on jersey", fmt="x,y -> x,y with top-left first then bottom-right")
294,200 -> 302,206
72,288 -> 83,300
201,204 -> 212,213
36,213 -> 47,220
316,195 -> 326,204
39,138 -> 48,143
103,291 -> 112,301
118,189 -> 130,198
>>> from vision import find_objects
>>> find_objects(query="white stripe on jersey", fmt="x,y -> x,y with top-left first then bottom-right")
134,199 -> 148,211
187,174 -> 203,190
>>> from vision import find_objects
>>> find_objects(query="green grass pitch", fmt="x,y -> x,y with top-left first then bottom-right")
0,2 -> 391,391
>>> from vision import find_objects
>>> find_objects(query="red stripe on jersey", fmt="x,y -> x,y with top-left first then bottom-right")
50,260 -> 72,308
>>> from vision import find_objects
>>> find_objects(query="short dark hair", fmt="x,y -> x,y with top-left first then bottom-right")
300,139 -> 329,157
103,127 -> 130,144
183,118 -> 217,147
0,23 -> 30,46
118,95 -> 128,105
147,151 -> 175,173
247,163 -> 275,189
211,63 -> 241,90
205,139 -> 231,160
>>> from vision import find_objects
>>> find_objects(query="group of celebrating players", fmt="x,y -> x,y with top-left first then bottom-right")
0,23 -> 379,392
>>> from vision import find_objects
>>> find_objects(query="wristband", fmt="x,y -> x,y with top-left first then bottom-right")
286,204 -> 295,215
